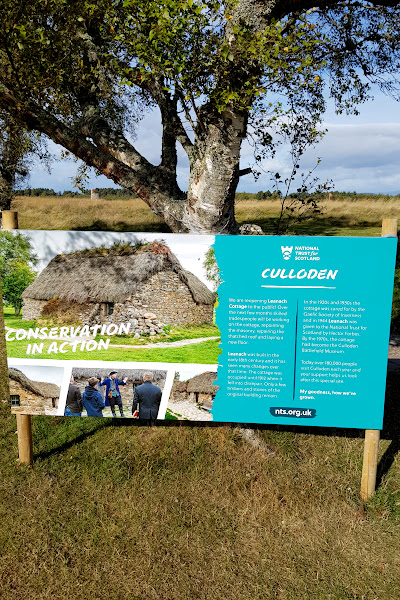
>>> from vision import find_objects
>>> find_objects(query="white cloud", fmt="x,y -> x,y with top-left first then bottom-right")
27,96 -> 400,195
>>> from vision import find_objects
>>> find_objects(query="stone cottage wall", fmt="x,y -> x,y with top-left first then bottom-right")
133,270 -> 213,326
22,298 -> 47,321
9,379 -> 58,415
22,297 -> 93,322
169,381 -> 188,403
22,269 -> 214,336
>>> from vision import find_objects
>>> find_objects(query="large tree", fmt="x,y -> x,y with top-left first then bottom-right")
0,0 -> 399,233
0,110 -> 52,211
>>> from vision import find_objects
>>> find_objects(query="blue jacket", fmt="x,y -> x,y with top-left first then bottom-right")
82,385 -> 105,417
99,377 -> 126,406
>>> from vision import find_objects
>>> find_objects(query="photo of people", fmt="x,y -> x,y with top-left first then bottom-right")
167,368 -> 218,421
69,367 -> 168,418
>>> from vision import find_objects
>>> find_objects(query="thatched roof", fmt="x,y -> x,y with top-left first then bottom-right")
72,367 -> 167,383
23,241 -> 214,305
187,372 -> 218,394
9,368 -> 60,398
172,381 -> 188,393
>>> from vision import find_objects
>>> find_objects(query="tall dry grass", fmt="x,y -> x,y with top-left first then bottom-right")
12,195 -> 167,231
235,196 -> 400,236
13,194 -> 400,236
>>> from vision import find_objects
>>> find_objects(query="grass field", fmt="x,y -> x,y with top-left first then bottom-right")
4,309 -> 221,363
1,370 -> 400,599
2,193 -> 400,599
12,193 -> 400,236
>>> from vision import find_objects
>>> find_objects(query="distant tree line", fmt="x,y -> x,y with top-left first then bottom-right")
16,187 -> 136,199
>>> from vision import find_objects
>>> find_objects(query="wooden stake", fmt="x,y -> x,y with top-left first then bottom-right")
360,429 -> 380,501
1,210 -> 33,464
2,210 -> 19,230
16,413 -> 33,464
360,217 -> 398,501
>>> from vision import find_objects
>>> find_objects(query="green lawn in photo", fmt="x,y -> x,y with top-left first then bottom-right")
5,308 -> 221,364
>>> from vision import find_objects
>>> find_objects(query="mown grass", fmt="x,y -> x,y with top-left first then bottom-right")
1,372 -> 400,600
5,309 -> 221,363
7,336 -> 221,363
2,194 -> 400,599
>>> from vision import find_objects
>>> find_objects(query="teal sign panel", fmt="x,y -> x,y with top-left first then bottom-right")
213,236 -> 397,429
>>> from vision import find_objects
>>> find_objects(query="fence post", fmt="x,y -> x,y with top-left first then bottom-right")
360,217 -> 398,501
1,210 -> 33,464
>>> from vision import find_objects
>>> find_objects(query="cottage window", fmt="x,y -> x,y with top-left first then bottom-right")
107,302 -> 114,315
10,395 -> 20,407
51,398 -> 56,408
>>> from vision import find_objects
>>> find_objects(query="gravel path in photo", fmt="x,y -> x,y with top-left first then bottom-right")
168,399 -> 213,421
109,336 -> 220,349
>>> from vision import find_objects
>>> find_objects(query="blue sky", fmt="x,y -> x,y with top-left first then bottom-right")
28,88 -> 400,195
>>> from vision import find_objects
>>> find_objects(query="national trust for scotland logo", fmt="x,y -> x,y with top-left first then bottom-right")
281,246 -> 293,260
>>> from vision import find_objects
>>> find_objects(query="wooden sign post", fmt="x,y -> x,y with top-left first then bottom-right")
360,217 -> 398,501
1,210 -> 33,464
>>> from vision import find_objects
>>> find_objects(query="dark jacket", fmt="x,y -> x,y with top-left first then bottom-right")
66,383 -> 83,414
99,377 -> 126,406
132,381 -> 162,419
82,385 -> 105,417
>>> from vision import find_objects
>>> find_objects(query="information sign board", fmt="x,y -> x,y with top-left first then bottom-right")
3,230 -> 396,428
213,236 -> 397,428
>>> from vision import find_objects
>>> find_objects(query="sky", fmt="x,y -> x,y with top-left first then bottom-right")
8,364 -> 65,386
20,230 -> 215,289
27,87 -> 400,196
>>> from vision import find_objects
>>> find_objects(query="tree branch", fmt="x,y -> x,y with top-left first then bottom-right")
0,89 -> 185,212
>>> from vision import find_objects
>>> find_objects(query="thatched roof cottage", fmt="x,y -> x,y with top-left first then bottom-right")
22,241 -> 215,335
187,372 -> 219,409
9,368 -> 60,415
170,371 -> 218,411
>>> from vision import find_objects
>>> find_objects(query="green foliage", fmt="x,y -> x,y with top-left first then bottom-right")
0,231 -> 38,280
203,246 -> 221,293
2,261 -> 36,315
1,1 -> 399,156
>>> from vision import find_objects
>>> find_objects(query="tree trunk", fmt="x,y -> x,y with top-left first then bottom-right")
0,114 -> 26,211
185,109 -> 246,234
0,173 -> 14,211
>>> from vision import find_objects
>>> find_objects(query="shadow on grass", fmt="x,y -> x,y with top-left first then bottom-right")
30,372 -> 400,492
237,215 -> 381,236
33,417 -> 113,461
72,220 -> 172,233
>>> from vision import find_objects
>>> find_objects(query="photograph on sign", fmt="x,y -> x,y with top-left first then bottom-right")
67,366 -> 169,418
8,363 -> 66,416
3,230 -> 397,429
3,230 -> 215,362
166,368 -> 218,421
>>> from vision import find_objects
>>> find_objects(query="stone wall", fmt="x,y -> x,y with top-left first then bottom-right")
22,298 -> 47,321
9,379 -> 58,415
136,270 -> 214,326
22,269 -> 214,336
169,381 -> 188,403
82,303 -> 166,339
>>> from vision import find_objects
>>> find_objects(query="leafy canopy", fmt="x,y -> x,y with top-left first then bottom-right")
2,261 -> 37,316
0,232 -> 39,281
0,0 -> 399,207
